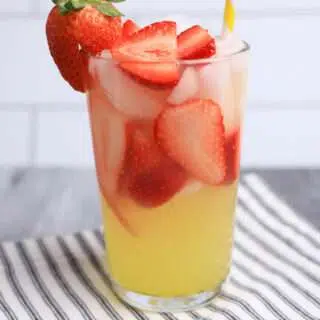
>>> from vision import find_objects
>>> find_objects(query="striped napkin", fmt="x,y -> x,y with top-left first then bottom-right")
1,173 -> 320,320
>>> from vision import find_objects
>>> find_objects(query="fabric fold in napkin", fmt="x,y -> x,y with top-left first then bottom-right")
0,173 -> 320,320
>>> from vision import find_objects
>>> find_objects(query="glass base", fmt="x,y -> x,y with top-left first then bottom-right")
110,279 -> 225,312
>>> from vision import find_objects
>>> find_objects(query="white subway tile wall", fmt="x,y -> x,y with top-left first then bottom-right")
0,19 -> 86,104
0,111 -> 30,165
36,111 -> 94,166
0,1 -> 30,13
242,108 -> 320,167
1,0 -> 320,167
39,1 -> 53,14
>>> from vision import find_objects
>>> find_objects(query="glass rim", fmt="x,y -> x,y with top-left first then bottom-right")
89,40 -> 250,65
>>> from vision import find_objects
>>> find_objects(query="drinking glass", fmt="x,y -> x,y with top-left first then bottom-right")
86,42 -> 250,312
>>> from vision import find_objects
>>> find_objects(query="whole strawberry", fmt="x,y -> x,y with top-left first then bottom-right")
46,6 -> 87,92
68,5 -> 122,54
46,0 -> 123,92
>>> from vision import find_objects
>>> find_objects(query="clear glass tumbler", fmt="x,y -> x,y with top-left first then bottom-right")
86,41 -> 249,311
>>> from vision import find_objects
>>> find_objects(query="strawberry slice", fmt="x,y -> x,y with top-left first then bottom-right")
156,99 -> 226,185
112,21 -> 177,63
178,25 -> 213,60
68,5 -> 122,54
122,19 -> 139,38
224,129 -> 241,184
120,62 -> 179,86
124,124 -> 187,208
46,7 -> 87,92
185,39 -> 216,60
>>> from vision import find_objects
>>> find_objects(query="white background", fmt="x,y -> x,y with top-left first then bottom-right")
0,0 -> 319,167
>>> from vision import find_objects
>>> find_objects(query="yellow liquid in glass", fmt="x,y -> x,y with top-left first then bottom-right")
102,183 -> 237,297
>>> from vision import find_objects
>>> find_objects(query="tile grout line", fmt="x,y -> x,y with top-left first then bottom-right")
1,101 -> 320,112
0,104 -> 85,112
2,7 -> 320,20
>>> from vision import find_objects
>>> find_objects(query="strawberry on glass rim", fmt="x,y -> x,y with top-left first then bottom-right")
46,0 -> 124,92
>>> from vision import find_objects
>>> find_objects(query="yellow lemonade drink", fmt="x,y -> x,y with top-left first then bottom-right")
102,183 -> 238,297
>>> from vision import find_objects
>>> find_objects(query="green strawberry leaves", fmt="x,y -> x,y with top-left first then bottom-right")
52,0 -> 125,16
95,2 -> 124,16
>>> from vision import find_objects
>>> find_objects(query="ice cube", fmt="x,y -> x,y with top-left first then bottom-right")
231,57 -> 249,123
216,33 -> 245,57
88,86 -> 127,196
91,58 -> 170,120
88,59 -> 113,112
198,61 -> 240,136
167,67 -> 199,105
214,35 -> 249,133
220,34 -> 249,73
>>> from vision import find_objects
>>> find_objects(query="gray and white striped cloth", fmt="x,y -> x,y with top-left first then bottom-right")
1,173 -> 320,320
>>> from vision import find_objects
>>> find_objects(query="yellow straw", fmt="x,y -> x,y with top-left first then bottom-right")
223,0 -> 235,34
